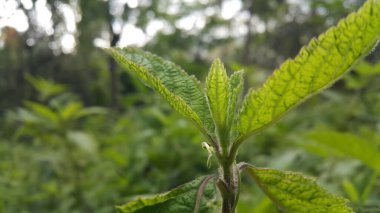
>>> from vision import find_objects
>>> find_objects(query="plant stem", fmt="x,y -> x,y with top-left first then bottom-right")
218,160 -> 239,213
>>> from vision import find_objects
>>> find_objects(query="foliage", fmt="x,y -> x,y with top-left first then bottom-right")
303,130 -> 380,172
242,164 -> 353,213
105,1 -> 380,212
298,130 -> 380,210
116,176 -> 216,213
237,0 -> 380,140
105,48 -> 214,136
1,0 -> 380,212
0,77 -> 213,212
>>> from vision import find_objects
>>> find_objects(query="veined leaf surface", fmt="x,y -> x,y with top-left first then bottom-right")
116,176 -> 216,213
105,48 -> 214,137
237,0 -> 380,140
227,70 -> 244,137
244,165 -> 354,213
206,59 -> 229,134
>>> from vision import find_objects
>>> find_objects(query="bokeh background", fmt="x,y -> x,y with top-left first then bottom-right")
1,0 -> 380,212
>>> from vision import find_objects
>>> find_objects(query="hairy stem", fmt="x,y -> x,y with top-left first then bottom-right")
218,160 -> 239,213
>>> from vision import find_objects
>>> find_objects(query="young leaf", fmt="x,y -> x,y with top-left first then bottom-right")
237,0 -> 380,140
105,48 -> 214,137
227,70 -> 244,135
206,59 -> 229,135
243,165 -> 354,213
116,176 -> 216,213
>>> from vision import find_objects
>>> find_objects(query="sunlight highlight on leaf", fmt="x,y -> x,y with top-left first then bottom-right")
237,0 -> 380,140
206,58 -> 229,134
244,165 -> 354,213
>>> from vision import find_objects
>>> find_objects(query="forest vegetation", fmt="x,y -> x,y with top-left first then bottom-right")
1,0 -> 380,212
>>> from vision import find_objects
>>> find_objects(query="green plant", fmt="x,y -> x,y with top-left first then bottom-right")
299,130 -> 380,210
4,76 -> 108,211
105,1 -> 380,212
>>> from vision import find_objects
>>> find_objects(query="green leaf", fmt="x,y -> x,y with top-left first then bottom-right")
24,101 -> 58,124
24,73 -> 66,101
237,0 -> 380,140
227,70 -> 244,136
67,131 -> 97,154
354,61 -> 380,76
59,101 -> 83,121
116,176 -> 216,213
77,107 -> 108,118
244,165 -> 354,213
305,130 -> 380,172
105,48 -> 214,138
360,171 -> 378,202
341,180 -> 360,203
206,58 -> 229,134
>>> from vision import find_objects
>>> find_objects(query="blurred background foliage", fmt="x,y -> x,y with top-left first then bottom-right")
0,0 -> 380,212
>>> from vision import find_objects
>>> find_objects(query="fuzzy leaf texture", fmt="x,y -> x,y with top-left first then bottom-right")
227,70 -> 244,138
105,48 -> 214,137
206,58 -> 229,133
206,59 -> 244,143
245,166 -> 354,213
238,0 -> 380,140
116,176 -> 216,213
